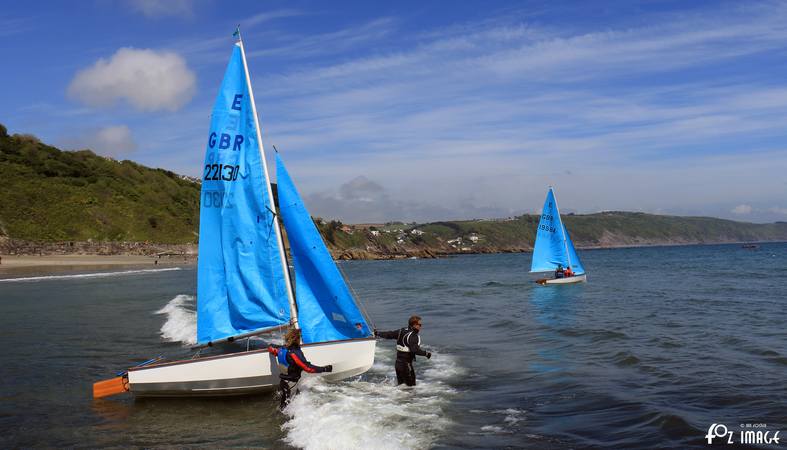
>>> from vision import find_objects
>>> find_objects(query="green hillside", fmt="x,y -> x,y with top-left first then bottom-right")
1,122 -> 785,257
411,212 -> 787,254
0,124 -> 200,243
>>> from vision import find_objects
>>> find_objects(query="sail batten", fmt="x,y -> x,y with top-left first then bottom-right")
275,154 -> 372,344
530,188 -> 585,274
196,43 -> 291,345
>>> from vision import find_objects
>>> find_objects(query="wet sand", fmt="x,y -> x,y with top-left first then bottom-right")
0,254 -> 193,278
0,255 -> 158,267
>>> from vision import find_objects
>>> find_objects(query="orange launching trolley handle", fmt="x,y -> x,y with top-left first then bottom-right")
93,376 -> 129,398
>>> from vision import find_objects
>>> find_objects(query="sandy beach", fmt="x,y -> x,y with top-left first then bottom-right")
0,254 -> 194,278
0,254 -> 161,268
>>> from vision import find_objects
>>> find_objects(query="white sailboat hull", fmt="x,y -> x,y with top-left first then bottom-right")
537,274 -> 587,285
127,338 -> 376,397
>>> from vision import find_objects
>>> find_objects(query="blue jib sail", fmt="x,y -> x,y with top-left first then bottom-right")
275,154 -> 371,344
196,43 -> 290,344
564,225 -> 585,275
530,188 -> 585,274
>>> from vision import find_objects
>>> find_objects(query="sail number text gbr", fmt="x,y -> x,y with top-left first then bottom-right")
539,213 -> 556,233
204,94 -> 246,182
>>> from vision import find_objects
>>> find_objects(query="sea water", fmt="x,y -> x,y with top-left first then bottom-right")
0,243 -> 784,449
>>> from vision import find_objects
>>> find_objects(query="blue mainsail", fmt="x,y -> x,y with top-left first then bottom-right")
275,154 -> 372,344
196,43 -> 291,344
530,188 -> 585,274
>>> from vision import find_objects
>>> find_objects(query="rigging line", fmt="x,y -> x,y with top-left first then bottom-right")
262,207 -> 285,307
266,214 -> 275,240
335,259 -> 376,332
275,214 -> 299,322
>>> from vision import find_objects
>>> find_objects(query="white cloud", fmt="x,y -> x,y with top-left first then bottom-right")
83,3 -> 787,223
732,204 -> 753,215
338,176 -> 385,202
247,17 -> 397,60
245,9 -> 304,27
68,48 -> 196,112
768,206 -> 787,216
302,175 -> 481,223
0,16 -> 32,37
61,125 -> 137,157
237,3 -> 787,223
128,0 -> 194,18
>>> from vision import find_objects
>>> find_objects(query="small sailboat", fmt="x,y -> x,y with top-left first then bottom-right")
93,33 -> 375,398
530,187 -> 587,285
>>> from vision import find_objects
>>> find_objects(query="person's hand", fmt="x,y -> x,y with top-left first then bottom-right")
324,364 -> 333,372
426,352 -> 432,359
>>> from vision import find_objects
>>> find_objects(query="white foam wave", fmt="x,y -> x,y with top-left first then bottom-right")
469,408 -> 527,435
155,294 -> 197,345
0,267 -> 181,283
282,347 -> 462,450
501,408 -> 526,424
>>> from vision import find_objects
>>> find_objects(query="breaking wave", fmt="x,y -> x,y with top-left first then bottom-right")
0,267 -> 181,283
155,294 -> 197,345
469,408 -> 527,435
282,346 -> 462,449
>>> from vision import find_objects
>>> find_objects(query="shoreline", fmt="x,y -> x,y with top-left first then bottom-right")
339,238 -> 785,260
0,254 -> 195,279
0,254 -> 159,268
0,239 -> 779,271
0,254 -> 196,267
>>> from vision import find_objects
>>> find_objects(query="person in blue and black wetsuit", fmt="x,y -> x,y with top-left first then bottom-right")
268,327 -> 332,408
375,315 -> 432,386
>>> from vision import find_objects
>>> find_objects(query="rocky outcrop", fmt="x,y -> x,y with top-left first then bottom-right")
334,247 -> 438,260
0,238 -> 197,258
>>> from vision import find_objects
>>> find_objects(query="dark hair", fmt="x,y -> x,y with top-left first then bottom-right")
408,315 -> 422,327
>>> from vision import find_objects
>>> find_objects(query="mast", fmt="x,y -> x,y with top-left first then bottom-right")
550,186 -> 573,269
237,32 -> 299,329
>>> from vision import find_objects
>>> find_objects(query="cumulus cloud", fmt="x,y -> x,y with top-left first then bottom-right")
68,48 -> 196,111
128,0 -> 194,18
305,176 -> 396,223
61,125 -> 137,157
301,175 -> 514,223
732,204 -> 753,215
338,176 -> 386,202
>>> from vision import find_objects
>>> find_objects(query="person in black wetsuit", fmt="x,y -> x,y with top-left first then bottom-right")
268,328 -> 332,408
375,315 -> 432,386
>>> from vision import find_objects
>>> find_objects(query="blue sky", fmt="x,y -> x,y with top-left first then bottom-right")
3,0 -> 787,223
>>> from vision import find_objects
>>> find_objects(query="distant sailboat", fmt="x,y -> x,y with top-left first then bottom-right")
94,33 -> 375,398
530,187 -> 587,285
